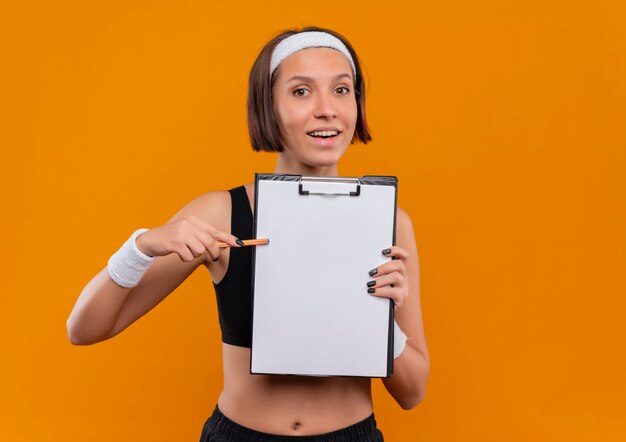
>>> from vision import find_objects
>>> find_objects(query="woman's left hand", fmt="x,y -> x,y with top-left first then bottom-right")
367,246 -> 410,308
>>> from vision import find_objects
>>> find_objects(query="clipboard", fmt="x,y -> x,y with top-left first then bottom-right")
250,173 -> 398,377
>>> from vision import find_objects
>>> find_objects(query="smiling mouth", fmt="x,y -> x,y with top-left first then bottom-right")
307,130 -> 340,139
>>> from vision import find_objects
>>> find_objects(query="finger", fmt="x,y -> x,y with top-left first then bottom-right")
206,243 -> 221,262
174,243 -> 195,262
187,231 -> 220,261
367,286 -> 404,307
187,216 -> 241,247
186,236 -> 208,259
382,246 -> 410,260
191,229 -> 223,260
186,222 -> 236,261
369,259 -> 404,277
211,229 -> 243,248
366,272 -> 404,289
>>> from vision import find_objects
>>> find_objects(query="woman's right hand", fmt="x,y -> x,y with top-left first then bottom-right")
135,215 -> 242,262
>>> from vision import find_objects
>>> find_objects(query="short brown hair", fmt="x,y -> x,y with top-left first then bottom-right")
247,26 -> 372,152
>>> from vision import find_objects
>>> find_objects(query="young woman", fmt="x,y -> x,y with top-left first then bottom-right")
67,26 -> 430,441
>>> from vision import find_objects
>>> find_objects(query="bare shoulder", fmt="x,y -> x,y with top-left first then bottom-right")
396,206 -> 414,229
396,207 -> 416,239
168,190 -> 231,228
396,206 -> 419,257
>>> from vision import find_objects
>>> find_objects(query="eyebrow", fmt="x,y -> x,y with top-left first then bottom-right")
285,73 -> 353,83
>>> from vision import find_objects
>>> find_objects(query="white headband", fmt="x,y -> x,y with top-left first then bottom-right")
270,31 -> 357,77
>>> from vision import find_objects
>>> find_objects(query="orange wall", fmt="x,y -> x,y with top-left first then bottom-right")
1,1 -> 625,441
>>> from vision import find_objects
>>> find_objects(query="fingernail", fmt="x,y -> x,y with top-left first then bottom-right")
382,248 -> 391,255
236,239 -> 245,246
367,280 -> 376,287
368,288 -> 376,294
369,268 -> 378,277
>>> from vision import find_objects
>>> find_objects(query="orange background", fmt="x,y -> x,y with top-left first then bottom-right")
1,1 -> 625,441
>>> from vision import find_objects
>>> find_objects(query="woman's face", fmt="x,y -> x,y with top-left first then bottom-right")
272,47 -> 358,168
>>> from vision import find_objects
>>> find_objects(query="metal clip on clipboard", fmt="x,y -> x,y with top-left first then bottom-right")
298,176 -> 361,197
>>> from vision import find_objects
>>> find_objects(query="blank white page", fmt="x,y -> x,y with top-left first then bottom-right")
251,176 -> 397,377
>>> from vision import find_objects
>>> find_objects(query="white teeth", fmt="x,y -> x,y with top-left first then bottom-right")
309,130 -> 338,137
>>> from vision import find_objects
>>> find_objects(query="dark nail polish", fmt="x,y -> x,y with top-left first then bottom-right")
236,239 -> 245,246
382,248 -> 391,255
367,280 -> 376,287
369,268 -> 378,277
368,288 -> 376,294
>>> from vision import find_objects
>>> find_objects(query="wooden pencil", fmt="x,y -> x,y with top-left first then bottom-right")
216,238 -> 269,249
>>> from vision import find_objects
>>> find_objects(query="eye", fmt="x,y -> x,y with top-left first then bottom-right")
335,86 -> 351,95
292,88 -> 310,97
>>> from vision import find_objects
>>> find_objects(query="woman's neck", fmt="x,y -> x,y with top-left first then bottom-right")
273,153 -> 340,177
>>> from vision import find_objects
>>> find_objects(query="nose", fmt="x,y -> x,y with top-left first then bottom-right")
312,93 -> 337,119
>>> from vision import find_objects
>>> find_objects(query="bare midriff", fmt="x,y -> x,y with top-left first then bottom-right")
217,343 -> 374,436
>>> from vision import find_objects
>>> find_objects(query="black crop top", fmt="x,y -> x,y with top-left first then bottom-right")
213,186 -> 254,348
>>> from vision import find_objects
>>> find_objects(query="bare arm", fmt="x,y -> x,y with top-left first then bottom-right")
369,208 -> 430,409
66,191 -> 238,345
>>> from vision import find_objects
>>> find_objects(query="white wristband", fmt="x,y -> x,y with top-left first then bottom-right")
394,320 -> 408,359
107,228 -> 155,288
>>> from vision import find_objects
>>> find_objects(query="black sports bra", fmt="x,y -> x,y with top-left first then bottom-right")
213,186 -> 254,348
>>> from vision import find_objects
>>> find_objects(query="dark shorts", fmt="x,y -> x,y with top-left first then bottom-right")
199,405 -> 384,442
